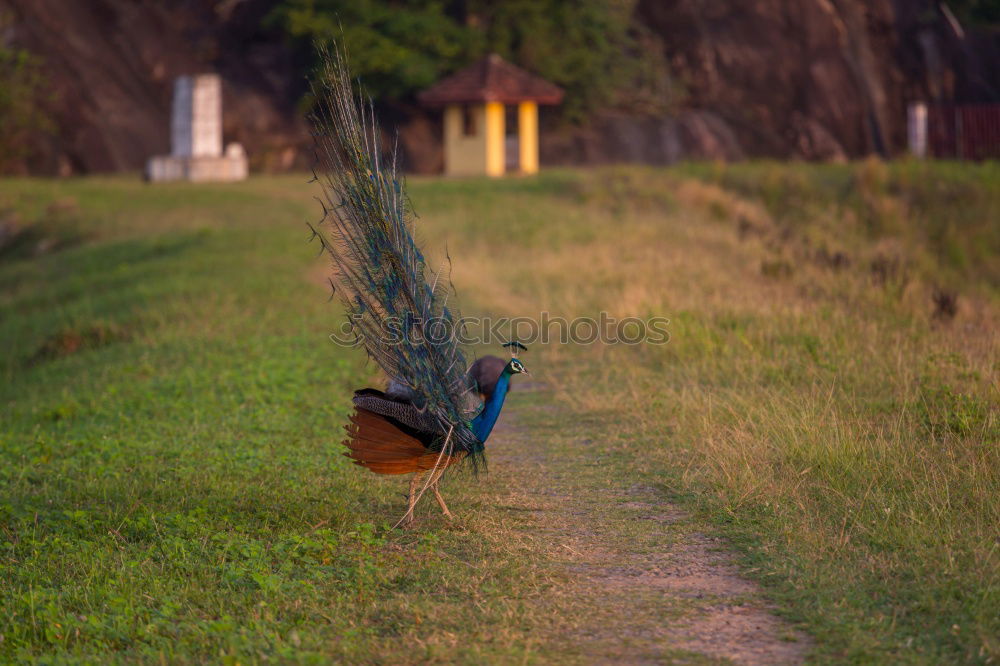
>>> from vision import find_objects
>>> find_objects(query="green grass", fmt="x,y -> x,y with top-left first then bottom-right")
0,176 -> 552,663
1,164 -> 998,663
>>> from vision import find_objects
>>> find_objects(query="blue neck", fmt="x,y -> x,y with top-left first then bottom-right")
471,370 -> 511,442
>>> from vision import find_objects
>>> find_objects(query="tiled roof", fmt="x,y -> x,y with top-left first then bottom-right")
418,54 -> 564,106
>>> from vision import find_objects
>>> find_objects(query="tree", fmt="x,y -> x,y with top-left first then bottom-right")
269,0 -> 479,101
0,36 -> 52,173
269,0 -> 658,121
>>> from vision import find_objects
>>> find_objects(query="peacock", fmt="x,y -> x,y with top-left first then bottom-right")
306,48 -> 529,526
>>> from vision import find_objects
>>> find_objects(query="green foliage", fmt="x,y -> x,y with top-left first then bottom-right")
272,0 -> 478,100
467,0 -> 643,120
947,0 -> 1000,25
0,36 -> 52,173
270,0 -> 653,120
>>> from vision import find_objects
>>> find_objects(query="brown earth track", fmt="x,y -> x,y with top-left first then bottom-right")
479,385 -> 811,664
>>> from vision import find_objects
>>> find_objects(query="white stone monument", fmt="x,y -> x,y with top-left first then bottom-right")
146,74 -> 248,182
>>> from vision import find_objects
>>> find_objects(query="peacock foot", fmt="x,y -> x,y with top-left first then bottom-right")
396,511 -> 416,529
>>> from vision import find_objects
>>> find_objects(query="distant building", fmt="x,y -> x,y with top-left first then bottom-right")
418,54 -> 563,177
146,74 -> 248,182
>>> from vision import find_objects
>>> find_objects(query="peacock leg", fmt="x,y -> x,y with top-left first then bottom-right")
425,466 -> 452,519
400,471 -> 425,527
431,481 -> 452,519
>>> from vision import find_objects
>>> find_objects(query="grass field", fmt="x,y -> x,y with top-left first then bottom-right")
1,162 -> 997,663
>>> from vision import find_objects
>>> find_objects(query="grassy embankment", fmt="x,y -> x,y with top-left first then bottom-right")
1,162 -> 997,662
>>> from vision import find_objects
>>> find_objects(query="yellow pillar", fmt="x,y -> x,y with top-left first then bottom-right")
518,101 -> 538,174
484,101 -> 505,177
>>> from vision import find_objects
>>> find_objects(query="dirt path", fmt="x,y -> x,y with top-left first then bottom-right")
484,385 -> 811,664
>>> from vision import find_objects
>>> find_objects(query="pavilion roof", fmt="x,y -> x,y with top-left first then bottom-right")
418,54 -> 564,106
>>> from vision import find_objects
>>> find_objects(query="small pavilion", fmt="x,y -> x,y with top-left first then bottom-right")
418,54 -> 563,177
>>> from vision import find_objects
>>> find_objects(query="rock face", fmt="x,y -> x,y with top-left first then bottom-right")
541,110 -> 747,166
1,0 -> 997,174
545,0 -> 1000,165
641,0 -> 898,159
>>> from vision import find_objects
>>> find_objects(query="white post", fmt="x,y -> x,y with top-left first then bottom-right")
907,102 -> 928,159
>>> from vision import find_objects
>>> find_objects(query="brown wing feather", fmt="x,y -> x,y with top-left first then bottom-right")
343,408 -> 464,475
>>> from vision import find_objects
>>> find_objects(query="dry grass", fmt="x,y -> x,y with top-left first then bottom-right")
412,164 -> 999,662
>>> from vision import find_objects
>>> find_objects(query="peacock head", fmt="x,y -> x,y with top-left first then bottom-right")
502,340 -> 529,375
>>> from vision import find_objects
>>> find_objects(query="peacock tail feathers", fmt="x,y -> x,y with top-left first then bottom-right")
307,46 -> 483,464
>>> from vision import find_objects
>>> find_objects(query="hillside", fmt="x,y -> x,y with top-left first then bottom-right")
1,163 -> 997,661
1,0 -> 999,174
